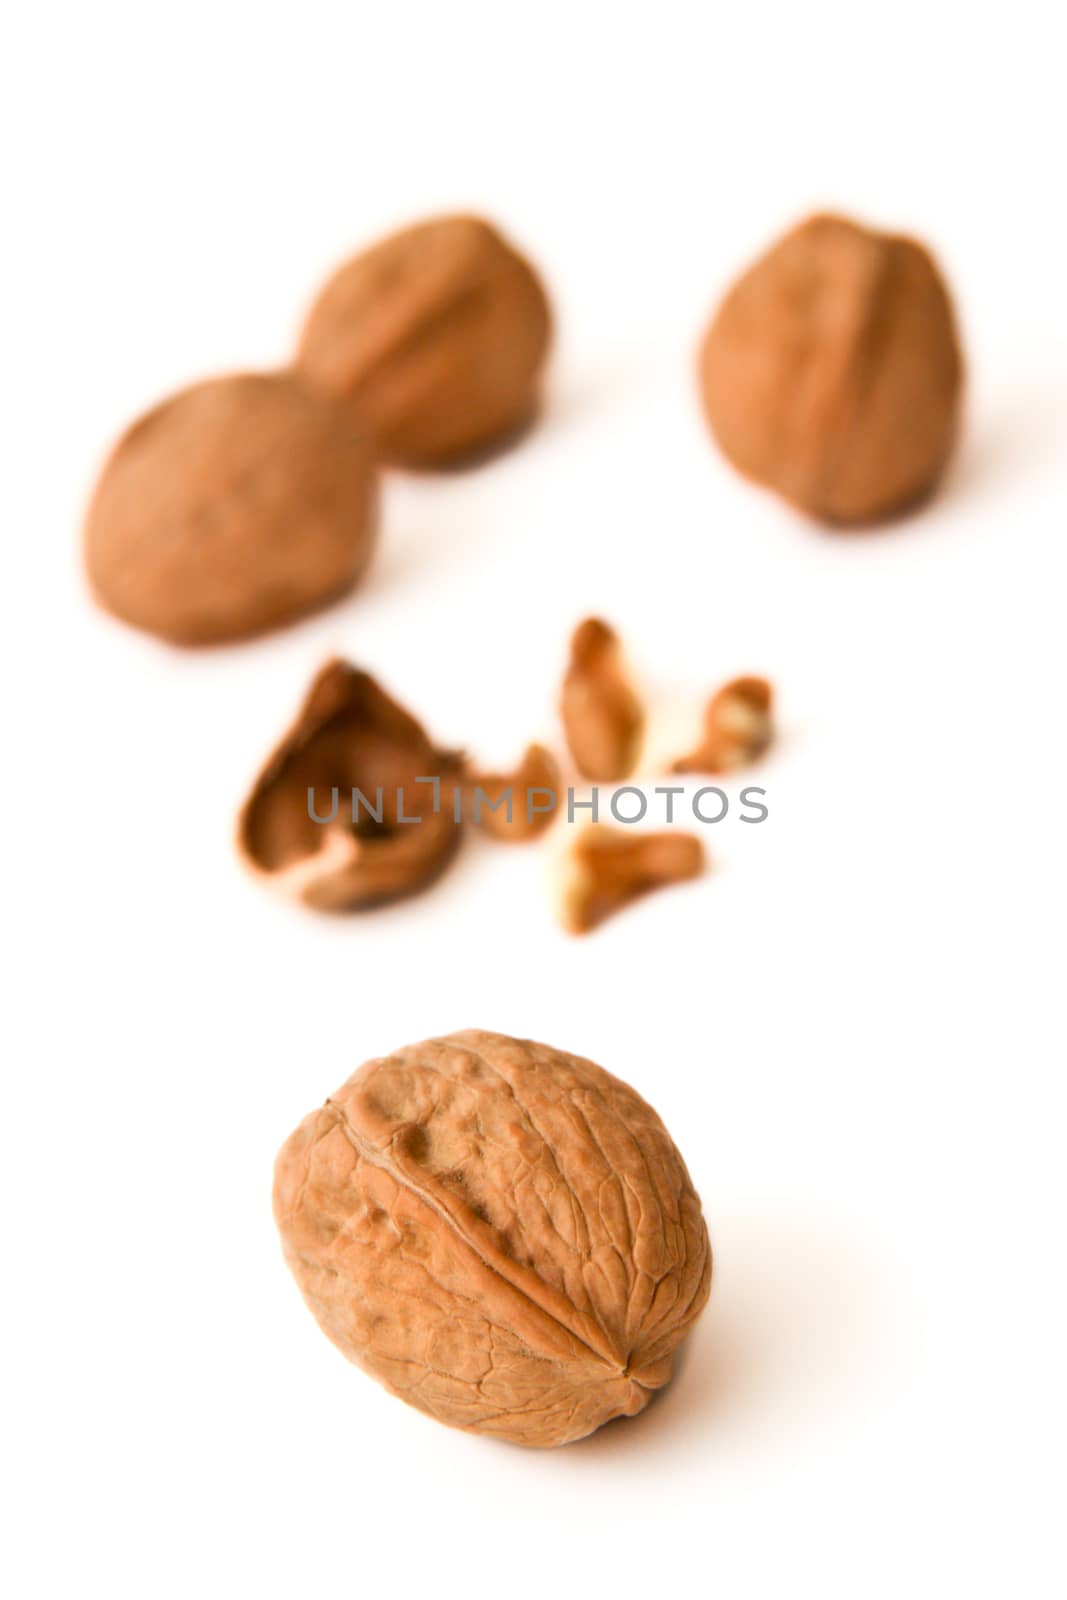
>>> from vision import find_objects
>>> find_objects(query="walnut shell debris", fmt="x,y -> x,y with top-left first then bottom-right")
274,1029 -> 711,1447
296,215 -> 552,468
238,659 -> 463,911
558,825 -> 705,934
699,213 -> 964,524
465,743 -> 561,842
560,618 -> 645,782
84,373 -> 377,644
672,676 -> 774,774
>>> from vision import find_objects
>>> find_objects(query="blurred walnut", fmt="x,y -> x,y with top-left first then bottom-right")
296,215 -> 552,468
274,1029 -> 711,1446
84,373 -> 377,644
699,214 -> 964,524
673,676 -> 774,774
465,743 -> 560,841
558,825 -> 705,934
238,659 -> 462,911
560,618 -> 644,781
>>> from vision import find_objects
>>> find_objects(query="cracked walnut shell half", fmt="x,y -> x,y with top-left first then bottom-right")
238,659 -> 463,910
274,1030 -> 712,1446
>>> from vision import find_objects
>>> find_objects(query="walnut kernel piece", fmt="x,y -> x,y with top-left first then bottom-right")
84,373 -> 377,645
560,618 -> 645,782
238,659 -> 462,911
672,676 -> 774,774
465,743 -> 561,841
559,825 -> 705,934
274,1029 -> 712,1447
699,213 -> 964,524
296,215 -> 552,468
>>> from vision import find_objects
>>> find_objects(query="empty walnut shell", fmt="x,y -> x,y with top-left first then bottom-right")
296,215 -> 552,468
560,618 -> 644,782
274,1029 -> 711,1447
238,659 -> 463,911
699,214 -> 964,524
85,373 -> 377,644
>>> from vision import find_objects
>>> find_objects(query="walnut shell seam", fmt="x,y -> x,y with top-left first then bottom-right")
275,1031 -> 713,1446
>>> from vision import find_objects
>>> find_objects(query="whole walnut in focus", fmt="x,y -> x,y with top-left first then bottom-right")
84,373 -> 377,644
699,214 -> 964,524
275,1029 -> 711,1447
296,215 -> 552,467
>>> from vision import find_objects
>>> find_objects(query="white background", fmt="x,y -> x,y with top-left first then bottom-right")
3,3 -> 1066,1595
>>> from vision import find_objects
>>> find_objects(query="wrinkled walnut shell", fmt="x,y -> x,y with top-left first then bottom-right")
672,676 -> 774,774
274,1029 -> 711,1447
560,618 -> 644,782
465,743 -> 561,842
296,215 -> 552,468
238,659 -> 462,911
699,213 -> 964,524
84,373 -> 377,644
558,825 -> 705,934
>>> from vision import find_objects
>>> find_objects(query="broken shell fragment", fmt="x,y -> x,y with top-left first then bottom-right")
558,825 -> 705,934
465,743 -> 561,841
238,659 -> 463,910
672,676 -> 774,774
560,618 -> 644,782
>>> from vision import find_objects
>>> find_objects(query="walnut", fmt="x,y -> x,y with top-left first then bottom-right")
295,215 -> 552,468
237,659 -> 463,911
560,618 -> 644,781
84,373 -> 377,644
699,213 -> 964,524
672,676 -> 774,774
557,825 -> 705,934
274,1029 -> 711,1447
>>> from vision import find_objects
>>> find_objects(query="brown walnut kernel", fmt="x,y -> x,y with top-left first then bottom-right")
274,1029 -> 712,1447
84,373 -> 377,644
560,618 -> 645,782
699,213 -> 964,524
558,825 -> 705,934
672,676 -> 774,774
465,743 -> 561,842
238,659 -> 463,911
296,215 -> 552,468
